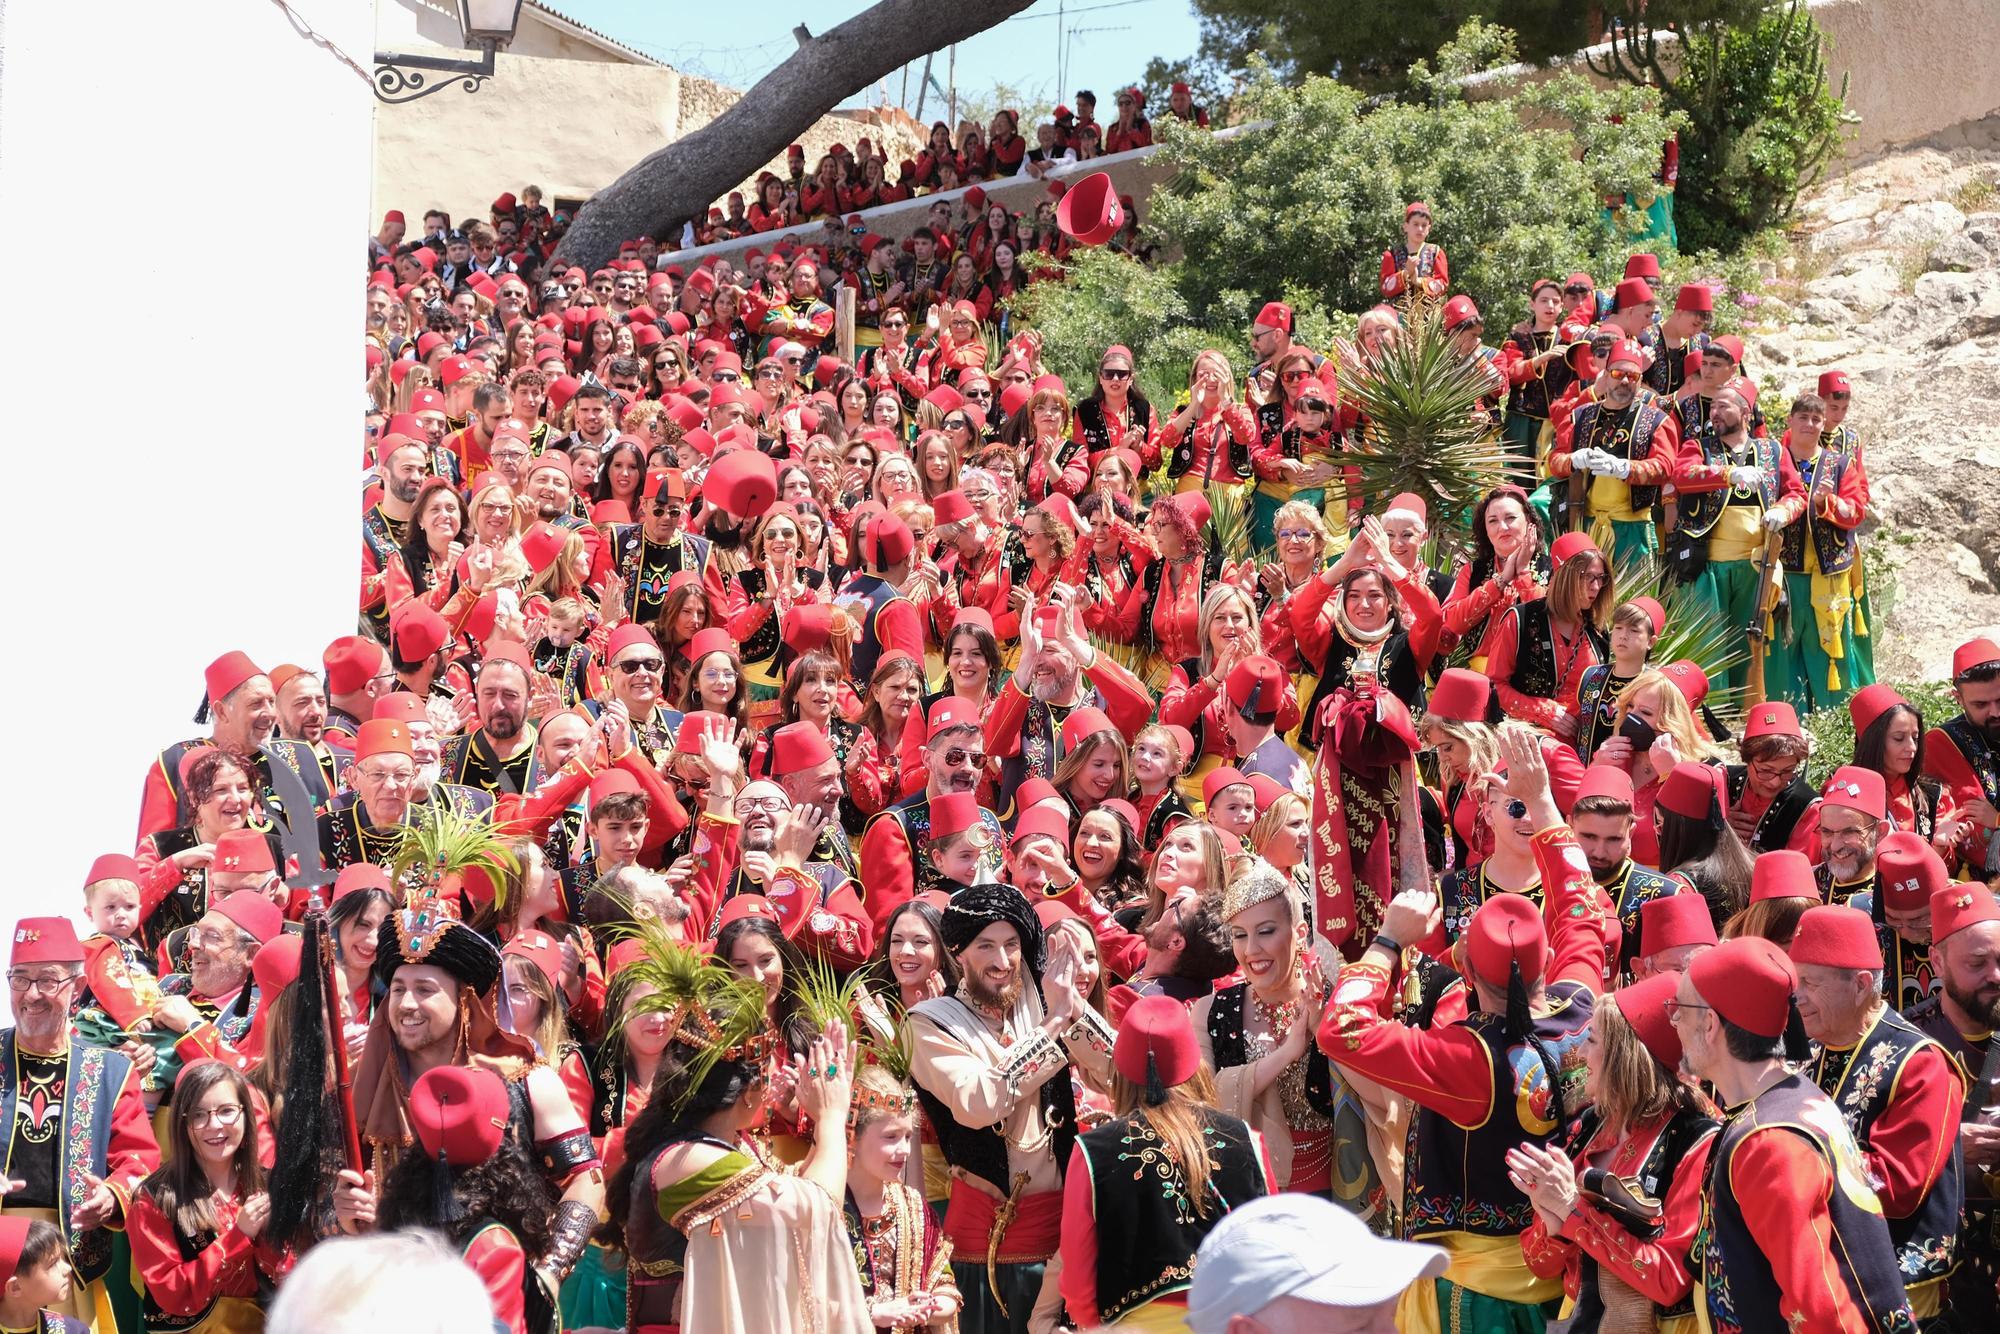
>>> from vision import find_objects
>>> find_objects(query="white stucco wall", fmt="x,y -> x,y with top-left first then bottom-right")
0,0 -> 369,962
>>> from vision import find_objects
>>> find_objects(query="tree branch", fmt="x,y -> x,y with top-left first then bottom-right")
551,0 -> 1036,272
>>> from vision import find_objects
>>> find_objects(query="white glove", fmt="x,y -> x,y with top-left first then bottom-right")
1599,454 -> 1631,481
1570,447 -> 1605,475
1762,508 -> 1789,531
1727,465 -> 1763,490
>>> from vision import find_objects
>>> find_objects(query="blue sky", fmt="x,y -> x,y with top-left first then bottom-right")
548,0 -> 1203,107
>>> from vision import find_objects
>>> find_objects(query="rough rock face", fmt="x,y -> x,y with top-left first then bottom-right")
1751,130 -> 2000,682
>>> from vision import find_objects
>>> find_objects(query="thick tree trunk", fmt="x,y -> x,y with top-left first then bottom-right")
551,0 -> 1035,272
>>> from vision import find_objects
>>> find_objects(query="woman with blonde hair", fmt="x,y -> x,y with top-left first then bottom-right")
1157,348 -> 1256,490
1060,995 -> 1272,1328
724,504 -> 828,728
1250,789 -> 1312,887
1594,662 -> 1722,869
842,1063 -> 960,1330
500,932 -> 593,1124
1514,972 -> 1719,1334
1255,497 -> 1333,673
1157,582 -> 1299,798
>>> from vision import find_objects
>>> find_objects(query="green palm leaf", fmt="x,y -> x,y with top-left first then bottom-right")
1619,556 -> 1752,725
389,803 -> 519,908
1330,310 -> 1530,553
605,917 -> 770,1107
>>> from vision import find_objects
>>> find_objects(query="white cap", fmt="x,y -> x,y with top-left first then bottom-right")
1184,1194 -> 1447,1333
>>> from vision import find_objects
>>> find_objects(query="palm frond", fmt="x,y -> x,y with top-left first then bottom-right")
390,803 -> 519,909
1620,557 -> 1752,724
1204,480 -> 1256,564
605,917 -> 769,1105
1330,310 -> 1529,549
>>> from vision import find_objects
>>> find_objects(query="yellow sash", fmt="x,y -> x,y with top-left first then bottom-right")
1395,1230 -> 1561,1334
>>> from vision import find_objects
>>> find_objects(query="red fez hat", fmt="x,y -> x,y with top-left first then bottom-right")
683,627 -> 735,664
390,602 -> 449,662
501,929 -> 566,991
410,1065 -> 510,1167
204,651 -> 263,706
605,938 -> 648,977
1201,766 -> 1251,808
1820,765 -> 1886,821
1660,659 -> 1710,707
1628,596 -> 1666,636
213,828 -> 276,876
332,863 -> 393,903
11,917 -> 83,966
1173,491 -> 1212,532
705,449 -> 778,520
926,695 -> 980,736
324,636 -> 388,695
592,500 -> 632,525
1100,797 -> 1141,831
1690,936 -> 1795,1038
1012,803 -> 1072,849
951,606 -> 995,638
1614,970 -> 1686,1070
1608,338 -> 1647,371
1657,762 -> 1726,823
1113,994 -> 1201,1089
1743,701 -> 1801,741
85,853 -> 142,888
372,693 -> 428,727
769,721 -> 835,777
1404,201 -> 1430,218
1442,294 -> 1482,330
924,384 -> 966,416
1034,899 -> 1079,932
1058,707 -> 1117,754
861,512 -> 915,569
1623,253 -> 1662,280
1749,848 -> 1818,903
1612,278 -> 1654,311
1953,636 -> 2000,681
1384,492 -> 1427,524
587,770 -> 642,808
1574,763 -> 1636,807
1464,893 -> 1549,986
481,642 -> 533,678
1426,668 -> 1490,724
1876,831 -> 1949,913
1056,171 -> 1123,248
1640,891 -> 1716,956
252,934 -> 305,998
1707,335 -> 1744,366
672,711 -> 730,757
717,895 -> 781,930
1254,300 -> 1294,333
1549,531 -> 1598,569
267,663 -> 307,697
606,624 -> 661,663
928,790 -> 985,843
518,522 -> 566,575
1789,905 -> 1883,971
214,890 -> 283,945
663,396 -> 706,434
1818,369 -> 1852,397
1846,684 -> 1906,739
354,719 -> 414,761
781,603 -> 836,658
1933,882 -> 2000,946
1246,773 -> 1289,816
1673,283 -> 1713,313
1225,655 -> 1286,721
931,490 -> 974,526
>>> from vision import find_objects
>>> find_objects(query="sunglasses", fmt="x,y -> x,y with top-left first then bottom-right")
1282,369 -> 1310,382
942,747 -> 986,767
615,657 -> 665,674
945,416 -> 969,430
1099,367 -> 1131,380
1502,798 -> 1527,819
1564,285 -> 1590,295
1607,368 -> 1642,383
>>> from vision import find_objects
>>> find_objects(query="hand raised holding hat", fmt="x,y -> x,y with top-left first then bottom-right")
1496,726 -> 1560,831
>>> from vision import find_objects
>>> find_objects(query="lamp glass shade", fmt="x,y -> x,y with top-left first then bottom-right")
458,0 -> 525,44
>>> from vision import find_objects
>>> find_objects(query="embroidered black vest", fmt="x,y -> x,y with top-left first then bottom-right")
1562,1104 -> 1719,1326
1937,716 -> 2000,807
1075,397 -> 1152,458
1404,980 -> 1593,1239
1503,326 -> 1577,421
1723,767 -> 1817,855
1643,331 -> 1709,397
1205,984 -> 1337,1119
1077,1109 -> 1267,1324
1553,400 -> 1669,533
731,567 -> 828,668
1573,663 -> 1634,763
1695,1073 -> 1919,1334
870,792 -> 1006,900
1439,868 -> 1543,951
997,690 -> 1116,819
1301,627 -> 1428,747
1141,791 -> 1193,849
1603,860 -> 1682,980
137,1189 -> 275,1331
1779,449 -> 1859,575
610,525 -> 709,626
1506,598 -> 1606,704
1129,551 -> 1222,656
911,1017 -> 1076,1198
1677,429 -> 1783,541
1165,415 -> 1252,482
844,575 -> 914,692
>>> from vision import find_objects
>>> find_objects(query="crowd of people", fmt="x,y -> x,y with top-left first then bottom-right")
9,126 -> 2000,1334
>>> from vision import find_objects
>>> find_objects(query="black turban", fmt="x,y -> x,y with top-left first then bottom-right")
373,910 -> 502,996
941,883 -> 1045,975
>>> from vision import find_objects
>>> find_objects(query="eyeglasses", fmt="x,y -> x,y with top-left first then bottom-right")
615,657 -> 665,675
1750,760 -> 1802,785
882,319 -> 908,329
1276,528 -> 1316,542
650,502 -> 686,518
193,927 -> 241,950
698,666 -> 737,684
477,500 -> 513,515
360,766 -> 417,787
756,367 -> 784,379
941,747 -> 986,767
733,796 -> 789,816
1099,367 -> 1131,381
1664,998 -> 1712,1025
6,969 -> 78,993
185,1103 -> 245,1129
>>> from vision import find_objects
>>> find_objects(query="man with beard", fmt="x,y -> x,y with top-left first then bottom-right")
271,662 -> 347,794
1907,881 -> 2000,1317
609,470 -> 709,627
145,888 -> 284,1085
371,692 -> 490,818
443,382 -> 512,479
137,652 -> 329,858
983,593 -> 1149,813
522,453 -> 585,531
1109,890 -> 1234,1012
558,383 -> 615,456
860,698 -> 1006,936
1816,765 -> 1889,907
909,884 -> 1112,1334
766,720 -> 859,883
386,602 -> 466,706
322,635 -> 394,744
840,512 -> 926,695
1566,764 -> 1681,981
1925,636 -> 2000,877
587,625 -> 678,768
1548,338 -> 1678,566
701,440 -> 778,575
361,437 -> 428,636
720,774 -> 870,968
438,645 -> 538,795
0,919 -> 159,1330
1791,904 -> 1963,1323
335,915 -> 603,1294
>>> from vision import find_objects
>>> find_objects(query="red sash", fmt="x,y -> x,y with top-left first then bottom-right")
943,1182 -> 1063,1264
